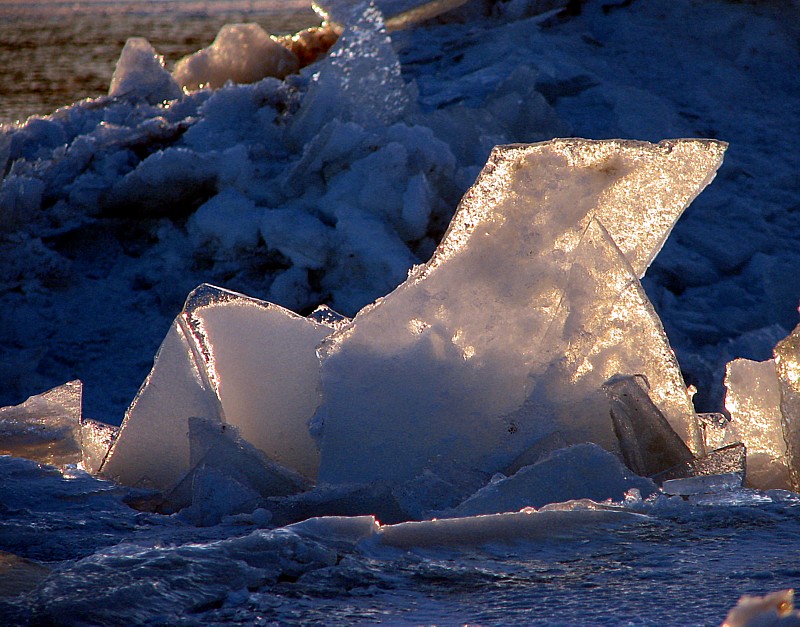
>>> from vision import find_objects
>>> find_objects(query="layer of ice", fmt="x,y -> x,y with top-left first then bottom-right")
773,323 -> 800,492
0,380 -> 82,468
662,472 -> 743,497
317,138 -> 724,485
173,23 -> 299,92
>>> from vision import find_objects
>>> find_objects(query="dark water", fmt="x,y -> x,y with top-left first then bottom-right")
0,2 -> 319,124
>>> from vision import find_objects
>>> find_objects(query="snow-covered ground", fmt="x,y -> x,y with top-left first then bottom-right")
2,0 -> 800,623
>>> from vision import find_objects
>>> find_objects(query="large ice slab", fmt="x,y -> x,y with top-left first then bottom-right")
724,357 -> 790,490
0,380 -> 82,467
317,139 -> 725,485
102,284 -> 336,491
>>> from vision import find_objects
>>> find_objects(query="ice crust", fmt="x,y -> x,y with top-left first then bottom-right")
317,138 -> 724,485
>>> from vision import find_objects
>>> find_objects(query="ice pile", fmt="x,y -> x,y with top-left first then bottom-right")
4,136 -> 717,522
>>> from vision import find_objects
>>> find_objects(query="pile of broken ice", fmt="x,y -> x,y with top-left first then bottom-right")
15,134 -> 793,529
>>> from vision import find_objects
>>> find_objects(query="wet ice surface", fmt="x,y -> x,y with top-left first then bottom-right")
2,454 -> 800,625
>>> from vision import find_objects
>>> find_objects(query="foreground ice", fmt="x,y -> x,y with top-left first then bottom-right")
318,138 -> 724,485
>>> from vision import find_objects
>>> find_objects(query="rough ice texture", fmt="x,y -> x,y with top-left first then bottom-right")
102,284 -> 333,491
773,322 -> 800,492
317,138 -> 725,486
449,443 -> 656,517
651,442 -> 746,484
183,285 -> 334,480
108,38 -> 182,104
0,380 -> 82,468
80,419 -> 118,475
173,23 -> 299,91
724,357 -> 790,490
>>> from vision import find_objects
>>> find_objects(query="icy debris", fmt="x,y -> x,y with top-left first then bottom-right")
773,323 -> 800,492
449,443 -> 657,517
79,419 -> 118,475
724,357 -> 792,490
722,589 -> 800,627
173,23 -> 299,92
317,138 -> 725,486
102,284 -> 335,492
0,380 -> 82,468
108,38 -> 182,105
604,374 -> 694,478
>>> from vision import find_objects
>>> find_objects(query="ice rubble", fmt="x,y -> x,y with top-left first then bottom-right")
85,137 -> 726,519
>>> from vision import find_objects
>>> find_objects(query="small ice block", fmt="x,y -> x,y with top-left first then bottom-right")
773,323 -> 800,491
80,419 -> 118,475
651,442 -> 746,485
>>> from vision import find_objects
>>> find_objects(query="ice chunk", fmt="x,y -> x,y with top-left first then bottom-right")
168,418 -> 309,523
315,0 -> 470,31
100,317 -> 222,491
108,38 -> 182,105
290,4 -> 413,140
0,380 -> 82,467
317,139 -> 724,485
79,419 -> 118,475
450,443 -> 657,517
773,323 -> 800,492
173,23 -> 299,91
183,285 -> 336,479
724,357 -> 791,490
604,374 -> 694,477
652,442 -> 746,484
661,472 -> 743,496
378,504 -> 645,549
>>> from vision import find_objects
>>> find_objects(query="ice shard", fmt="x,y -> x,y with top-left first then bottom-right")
100,317 -> 222,491
773,323 -> 800,491
604,374 -> 694,478
80,419 -> 118,475
0,380 -> 82,468
102,284 -> 335,490
724,357 -> 791,490
317,139 -> 725,485
183,285 -> 335,480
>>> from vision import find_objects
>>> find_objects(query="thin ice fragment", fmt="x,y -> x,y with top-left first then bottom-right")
773,323 -> 800,491
183,284 -> 335,480
652,442 -> 746,484
0,380 -> 82,468
604,374 -> 694,477
318,139 -> 723,485
724,357 -> 791,490
100,317 -> 222,491
80,419 -> 118,475
662,472 -> 743,496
